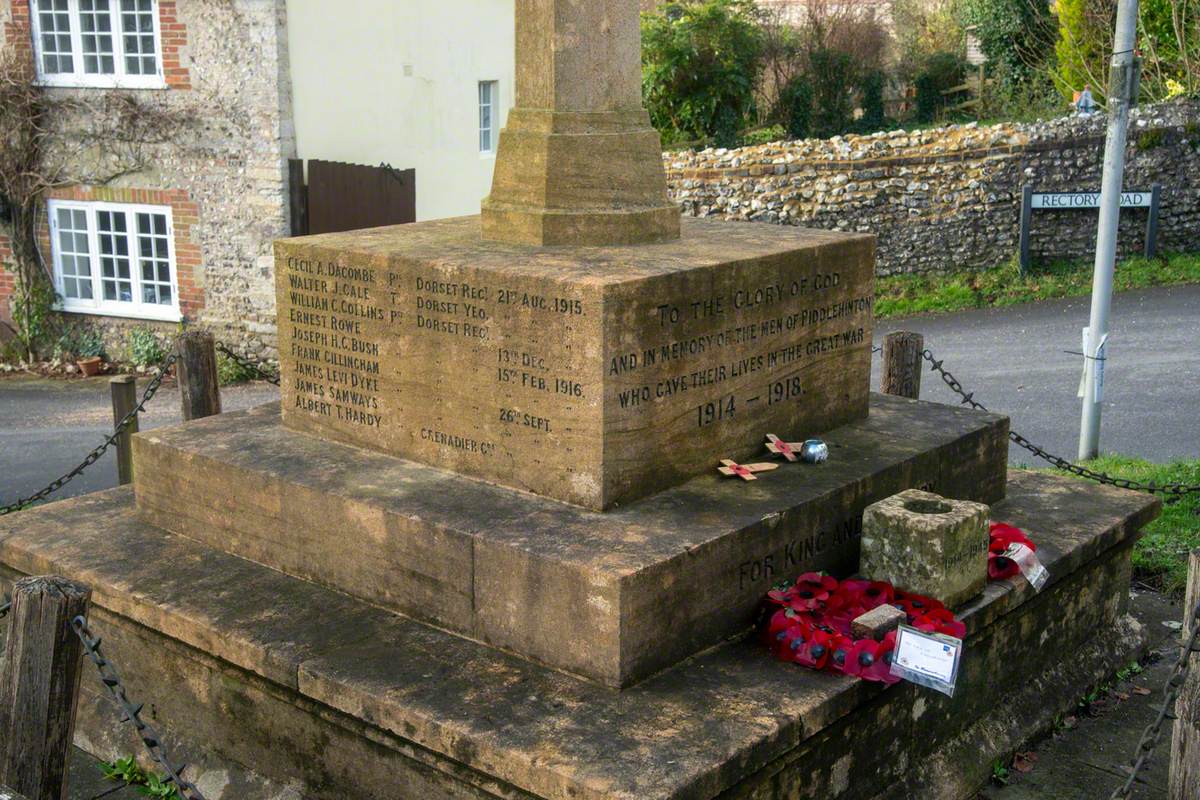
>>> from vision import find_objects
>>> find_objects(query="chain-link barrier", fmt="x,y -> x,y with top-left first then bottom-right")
0,593 -> 10,620
71,614 -> 207,800
922,349 -> 1200,499
1110,601 -> 1200,799
0,353 -> 179,516
215,342 -> 280,387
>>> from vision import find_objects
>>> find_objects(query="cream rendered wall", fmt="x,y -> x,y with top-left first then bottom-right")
286,0 -> 515,222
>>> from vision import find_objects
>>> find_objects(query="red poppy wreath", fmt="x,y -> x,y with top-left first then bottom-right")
761,521 -> 1037,684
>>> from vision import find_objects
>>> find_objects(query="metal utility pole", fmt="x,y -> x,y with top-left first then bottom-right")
1078,0 -> 1140,461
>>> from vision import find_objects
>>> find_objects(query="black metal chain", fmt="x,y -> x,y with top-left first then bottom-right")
214,342 -> 280,386
1109,601 -> 1200,799
0,593 -> 10,620
921,349 -> 1200,499
71,614 -> 207,800
0,353 -> 179,516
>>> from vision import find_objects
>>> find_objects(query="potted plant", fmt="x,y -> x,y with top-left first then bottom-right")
74,327 -> 105,376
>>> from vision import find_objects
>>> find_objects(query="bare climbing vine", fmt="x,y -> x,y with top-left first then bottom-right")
0,49 -> 197,359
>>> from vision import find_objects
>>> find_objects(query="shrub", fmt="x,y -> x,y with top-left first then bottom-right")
961,0 -> 1055,90
642,0 -> 764,145
741,124 -> 788,146
809,47 -> 856,137
778,74 -> 814,139
892,0 -> 965,83
216,351 -> 259,386
53,324 -> 104,361
1053,0 -> 1115,99
127,327 -> 165,367
857,70 -> 888,133
914,52 -> 967,122
1136,129 -> 1167,151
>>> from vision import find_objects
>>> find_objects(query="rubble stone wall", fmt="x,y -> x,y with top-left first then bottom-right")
664,101 -> 1200,275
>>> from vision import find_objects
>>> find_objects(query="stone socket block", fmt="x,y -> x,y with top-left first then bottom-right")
859,489 -> 990,609
851,604 -> 906,641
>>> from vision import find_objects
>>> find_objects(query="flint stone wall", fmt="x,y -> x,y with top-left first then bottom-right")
665,101 -> 1200,274
0,0 -> 292,360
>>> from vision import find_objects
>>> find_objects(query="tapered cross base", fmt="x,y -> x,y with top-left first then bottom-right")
481,109 -> 680,246
480,0 -> 680,247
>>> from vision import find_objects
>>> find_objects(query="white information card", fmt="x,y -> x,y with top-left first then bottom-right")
891,625 -> 963,697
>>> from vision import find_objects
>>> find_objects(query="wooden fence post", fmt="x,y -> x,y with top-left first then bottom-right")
0,577 -> 92,800
110,375 -> 138,485
880,331 -> 924,400
176,331 -> 221,421
1170,548 -> 1200,799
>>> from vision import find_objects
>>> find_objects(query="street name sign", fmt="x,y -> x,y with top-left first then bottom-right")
1019,184 -> 1162,273
1031,191 -> 1154,209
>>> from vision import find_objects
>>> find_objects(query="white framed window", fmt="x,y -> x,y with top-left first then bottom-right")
479,80 -> 498,155
30,0 -> 166,89
49,199 -> 181,322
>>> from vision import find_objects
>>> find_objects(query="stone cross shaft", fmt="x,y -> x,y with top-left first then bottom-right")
481,0 -> 680,247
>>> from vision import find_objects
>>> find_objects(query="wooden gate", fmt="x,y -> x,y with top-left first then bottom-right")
288,159 -> 416,236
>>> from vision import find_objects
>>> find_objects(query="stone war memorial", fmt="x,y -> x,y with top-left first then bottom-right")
0,3 -> 1162,798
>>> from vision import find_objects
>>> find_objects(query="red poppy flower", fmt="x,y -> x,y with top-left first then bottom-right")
764,607 -> 797,642
789,572 -> 838,611
792,627 -> 835,670
988,522 -> 1037,581
862,632 -> 901,685
823,588 -> 865,620
845,632 -> 900,684
988,552 -> 1021,581
911,607 -> 966,639
894,591 -> 944,617
825,634 -> 855,675
766,585 -> 797,607
836,578 -> 871,599
776,619 -> 813,661
860,581 -> 895,610
990,522 -> 1035,552
823,612 -> 857,638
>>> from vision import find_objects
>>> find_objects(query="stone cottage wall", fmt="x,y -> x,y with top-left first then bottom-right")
0,0 -> 293,360
664,101 -> 1200,275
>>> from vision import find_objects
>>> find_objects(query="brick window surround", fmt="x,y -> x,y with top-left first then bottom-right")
41,186 -> 204,321
5,0 -> 191,89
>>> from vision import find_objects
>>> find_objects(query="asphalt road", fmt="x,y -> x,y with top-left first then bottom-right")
0,374 -> 279,507
873,283 -> 1200,465
0,284 -> 1196,507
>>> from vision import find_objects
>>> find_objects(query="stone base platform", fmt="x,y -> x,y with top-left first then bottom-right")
129,393 -> 1008,687
0,471 -> 1158,800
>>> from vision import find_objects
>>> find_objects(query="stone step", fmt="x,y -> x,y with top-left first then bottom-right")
130,393 -> 1008,687
0,472 -> 1160,800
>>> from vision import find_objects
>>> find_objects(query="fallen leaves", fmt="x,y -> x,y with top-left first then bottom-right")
1012,752 -> 1039,773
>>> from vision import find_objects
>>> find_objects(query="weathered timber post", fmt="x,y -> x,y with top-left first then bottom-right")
109,375 -> 138,485
1169,548 -> 1200,799
880,331 -> 924,400
0,577 -> 92,800
176,331 -> 221,421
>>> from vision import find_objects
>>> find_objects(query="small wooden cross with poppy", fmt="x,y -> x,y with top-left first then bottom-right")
765,433 -> 805,461
718,459 -> 780,481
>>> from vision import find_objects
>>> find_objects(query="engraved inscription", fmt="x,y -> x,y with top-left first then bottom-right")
275,221 -> 875,509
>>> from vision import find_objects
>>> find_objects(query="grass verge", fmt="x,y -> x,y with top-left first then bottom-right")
1044,456 -> 1200,595
876,251 -> 1200,319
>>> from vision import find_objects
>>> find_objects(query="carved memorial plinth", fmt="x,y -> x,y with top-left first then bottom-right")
274,216 -> 876,510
